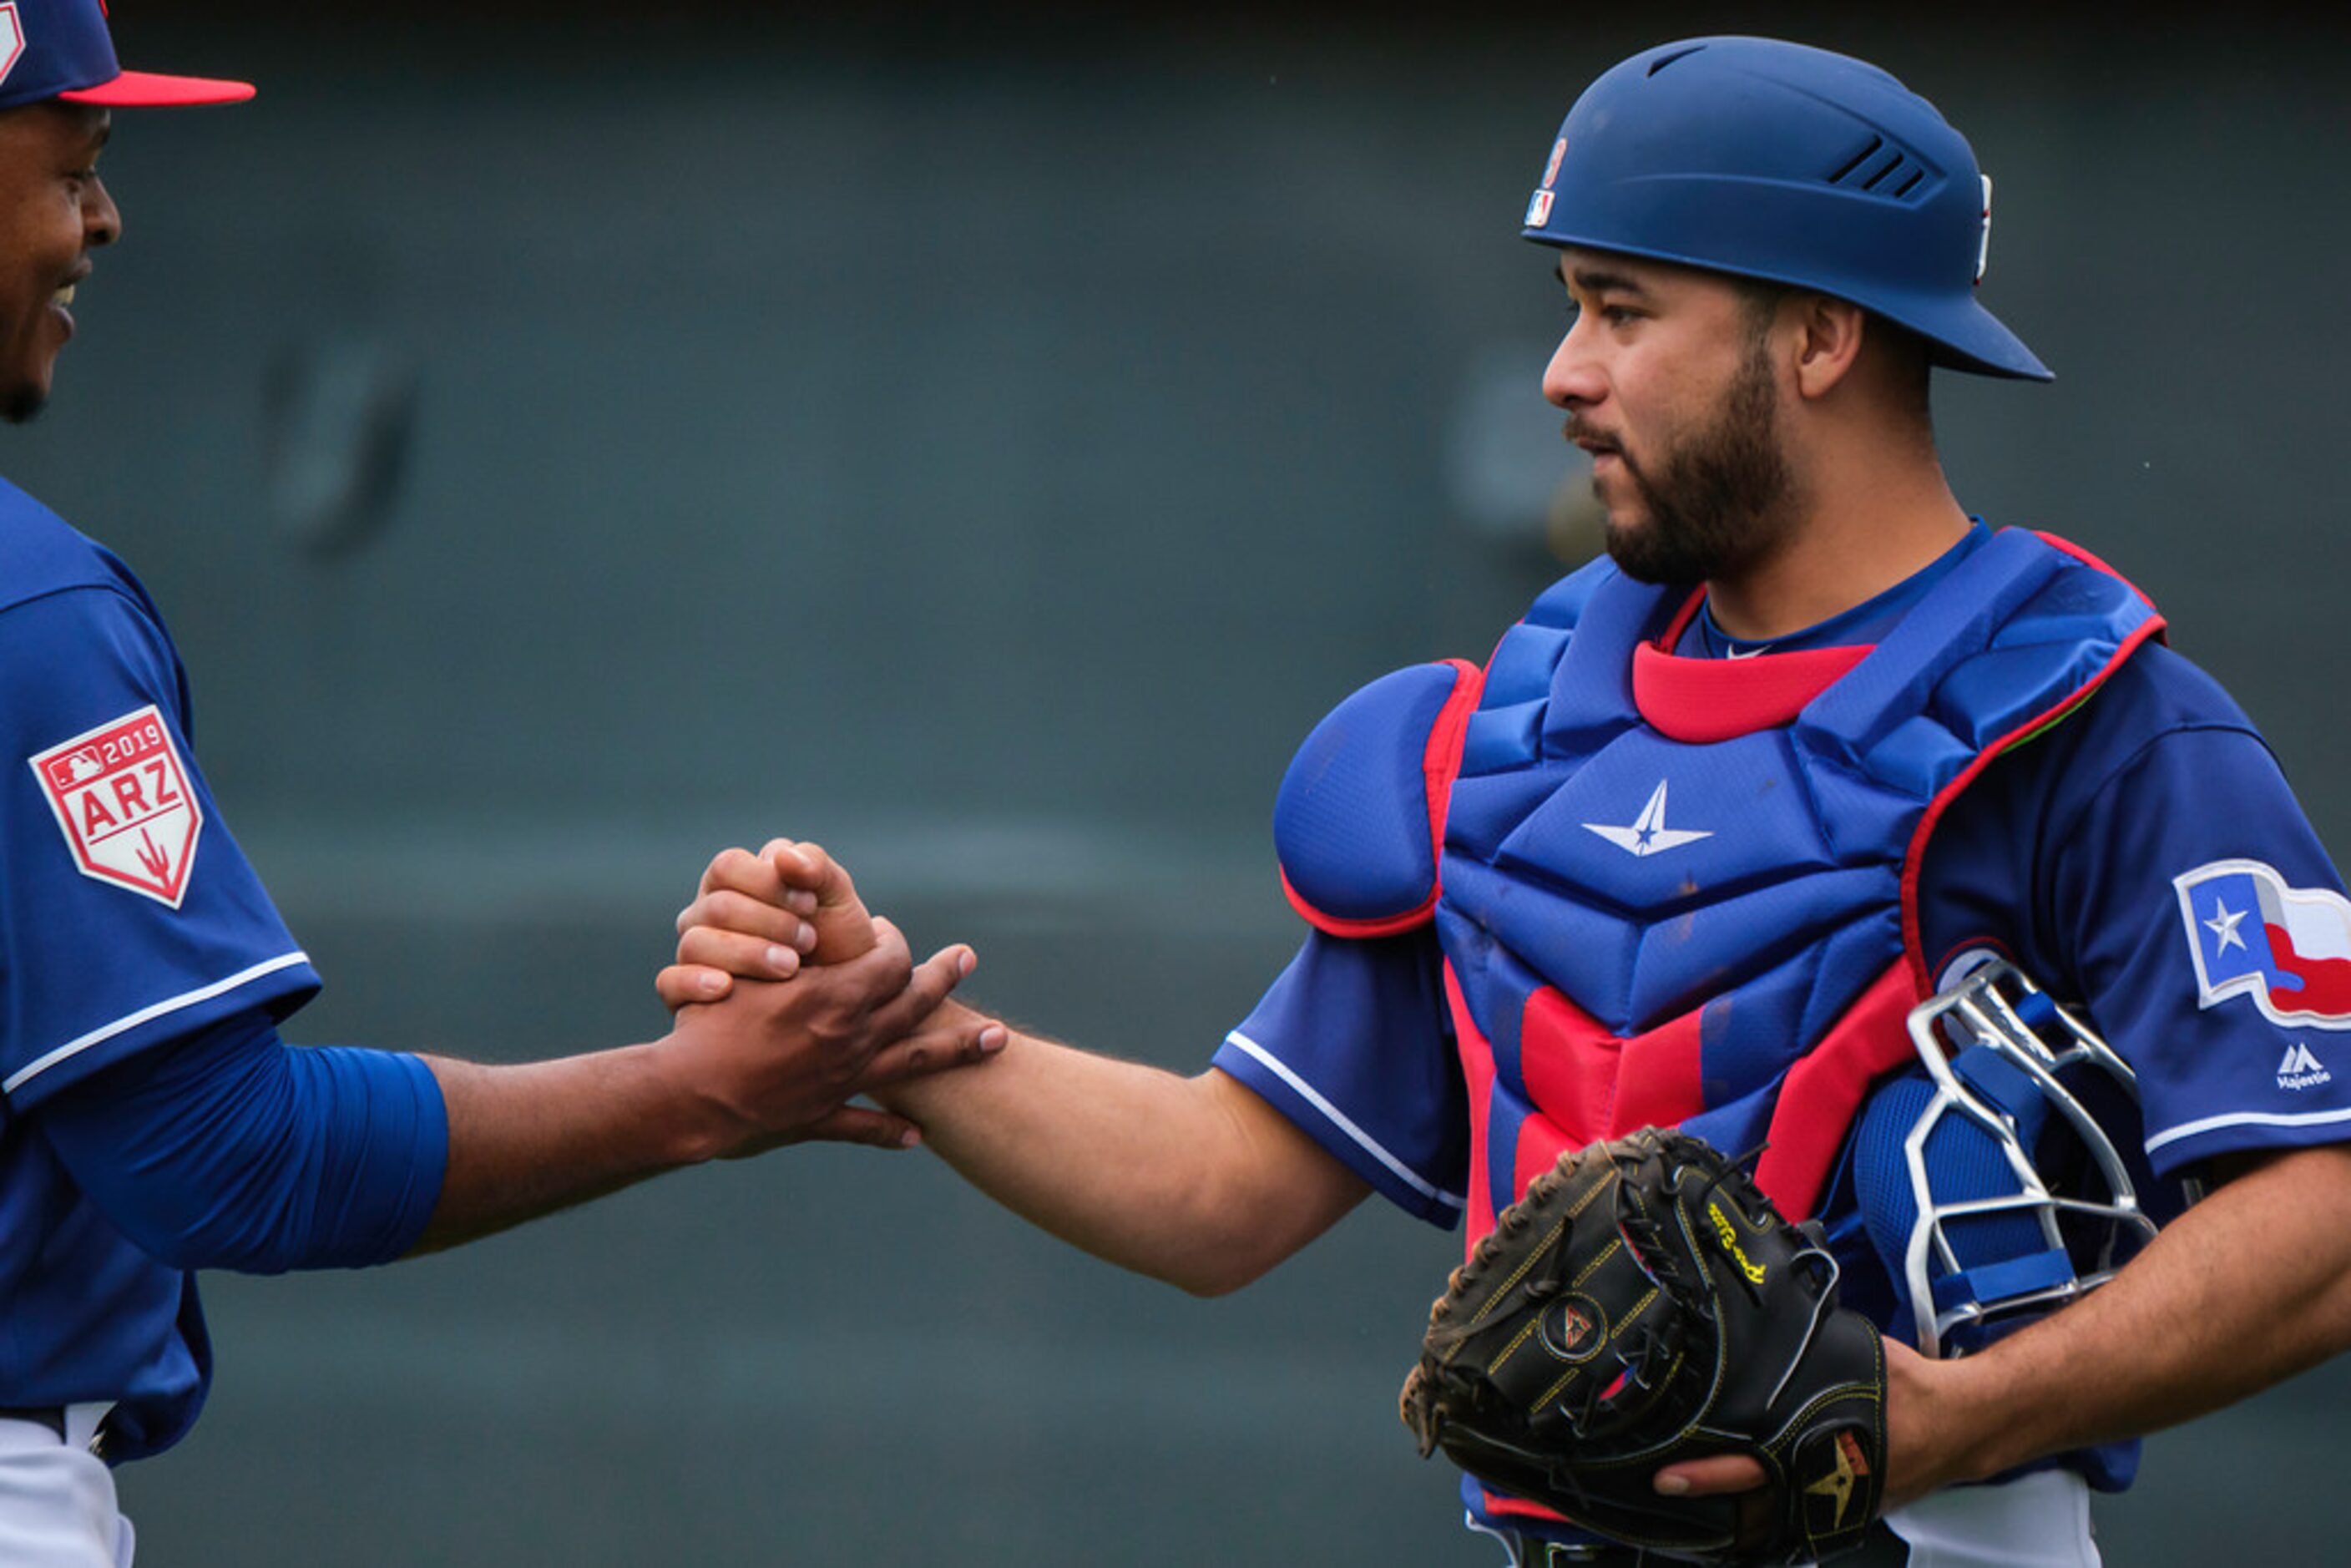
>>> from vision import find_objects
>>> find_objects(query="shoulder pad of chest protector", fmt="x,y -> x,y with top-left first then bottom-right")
1273,659 -> 1484,938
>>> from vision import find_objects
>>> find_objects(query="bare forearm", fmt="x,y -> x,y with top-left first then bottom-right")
408,923 -> 994,1254
409,1045 -> 711,1252
655,846 -> 1367,1289
877,1009 -> 1368,1294
1894,1145 -> 2351,1498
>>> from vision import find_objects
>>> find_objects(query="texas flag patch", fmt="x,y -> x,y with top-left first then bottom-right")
2175,859 -> 2351,1029
30,705 -> 204,908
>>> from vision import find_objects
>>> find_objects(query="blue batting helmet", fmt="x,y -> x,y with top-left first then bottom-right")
1522,37 -> 2050,382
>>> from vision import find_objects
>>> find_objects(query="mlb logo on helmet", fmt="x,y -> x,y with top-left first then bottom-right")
1524,136 -> 1568,230
2174,858 -> 2351,1029
0,0 -> 252,113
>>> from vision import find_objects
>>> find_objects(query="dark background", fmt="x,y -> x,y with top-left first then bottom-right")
9,3 -> 2348,1562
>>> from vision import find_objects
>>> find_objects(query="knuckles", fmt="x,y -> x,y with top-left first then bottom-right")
705,846 -> 757,890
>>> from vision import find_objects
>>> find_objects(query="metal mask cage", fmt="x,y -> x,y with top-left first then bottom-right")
1898,959 -> 2160,1358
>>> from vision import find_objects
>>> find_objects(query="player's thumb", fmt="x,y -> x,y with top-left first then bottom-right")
785,841 -> 880,964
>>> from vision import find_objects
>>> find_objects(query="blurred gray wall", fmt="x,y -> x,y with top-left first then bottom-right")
9,3 -> 2349,1562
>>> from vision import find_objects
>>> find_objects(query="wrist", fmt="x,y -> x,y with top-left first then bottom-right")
867,1004 -> 999,1119
635,1027 -> 746,1166
1884,1343 -> 2022,1506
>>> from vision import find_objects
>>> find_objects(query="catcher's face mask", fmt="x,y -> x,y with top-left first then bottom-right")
1858,959 -> 2165,1358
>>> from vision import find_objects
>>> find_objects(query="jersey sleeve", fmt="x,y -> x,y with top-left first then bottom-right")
38,1011 -> 446,1274
0,586 -> 319,1109
1211,928 -> 1469,1227
2050,719 -> 2351,1176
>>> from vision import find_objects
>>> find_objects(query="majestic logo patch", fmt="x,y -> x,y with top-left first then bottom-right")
2175,859 -> 2351,1030
1582,779 -> 1712,858
2278,1043 -> 2333,1092
0,6 -> 23,92
30,705 -> 204,908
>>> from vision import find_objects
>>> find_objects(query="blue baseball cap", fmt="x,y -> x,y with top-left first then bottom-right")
1523,37 -> 2047,382
0,0 -> 253,113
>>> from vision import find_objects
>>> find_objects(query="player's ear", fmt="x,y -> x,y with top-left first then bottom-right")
1790,294 -> 1868,401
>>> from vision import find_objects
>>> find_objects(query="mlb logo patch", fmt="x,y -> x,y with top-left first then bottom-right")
2175,858 -> 2351,1029
1524,189 -> 1555,227
30,705 -> 204,908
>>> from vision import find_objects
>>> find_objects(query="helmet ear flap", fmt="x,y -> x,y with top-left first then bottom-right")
1858,959 -> 2165,1358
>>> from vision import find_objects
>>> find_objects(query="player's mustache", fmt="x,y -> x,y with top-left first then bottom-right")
1562,417 -> 1624,456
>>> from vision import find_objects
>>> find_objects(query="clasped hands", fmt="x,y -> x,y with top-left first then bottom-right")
650,838 -> 1004,1158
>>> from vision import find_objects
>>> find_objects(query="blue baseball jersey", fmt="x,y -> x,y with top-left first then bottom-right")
1217,531 -> 2351,1260
0,476 -> 321,1460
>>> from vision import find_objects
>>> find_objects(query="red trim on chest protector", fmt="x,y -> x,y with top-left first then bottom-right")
1635,586 -> 1873,743
1501,964 -> 1915,1222
2033,531 -> 2157,609
1896,609 -> 2167,996
1752,962 -> 1921,1217
1517,986 -> 1706,1149
1280,659 -> 1484,939
1443,960 -> 1502,1243
1632,640 -> 1873,743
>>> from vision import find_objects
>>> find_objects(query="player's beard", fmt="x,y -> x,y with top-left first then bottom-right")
1587,341 -> 1796,586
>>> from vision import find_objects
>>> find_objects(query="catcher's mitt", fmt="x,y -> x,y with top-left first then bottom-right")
1400,1127 -> 1887,1564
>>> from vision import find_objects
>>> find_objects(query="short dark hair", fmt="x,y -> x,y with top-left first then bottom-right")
1729,276 -> 1792,346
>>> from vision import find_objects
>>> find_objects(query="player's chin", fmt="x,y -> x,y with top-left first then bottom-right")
0,362 -> 54,424
0,391 -> 49,424
1597,513 -> 1656,572
1590,473 -> 1644,532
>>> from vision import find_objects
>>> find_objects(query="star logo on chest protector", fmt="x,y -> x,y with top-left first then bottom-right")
1582,779 -> 1713,858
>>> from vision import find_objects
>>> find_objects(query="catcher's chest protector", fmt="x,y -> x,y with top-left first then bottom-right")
1277,529 -> 2161,1242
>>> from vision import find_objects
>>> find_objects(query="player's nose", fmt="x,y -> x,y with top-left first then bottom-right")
83,175 -> 121,250
1543,327 -> 1603,411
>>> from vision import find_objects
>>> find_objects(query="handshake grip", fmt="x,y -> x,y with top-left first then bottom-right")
1401,1127 -> 1888,1565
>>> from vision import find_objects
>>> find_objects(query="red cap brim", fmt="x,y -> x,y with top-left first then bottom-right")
58,70 -> 255,108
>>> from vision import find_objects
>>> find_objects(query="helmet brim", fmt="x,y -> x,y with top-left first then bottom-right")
59,70 -> 255,109
1524,230 -> 2053,382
